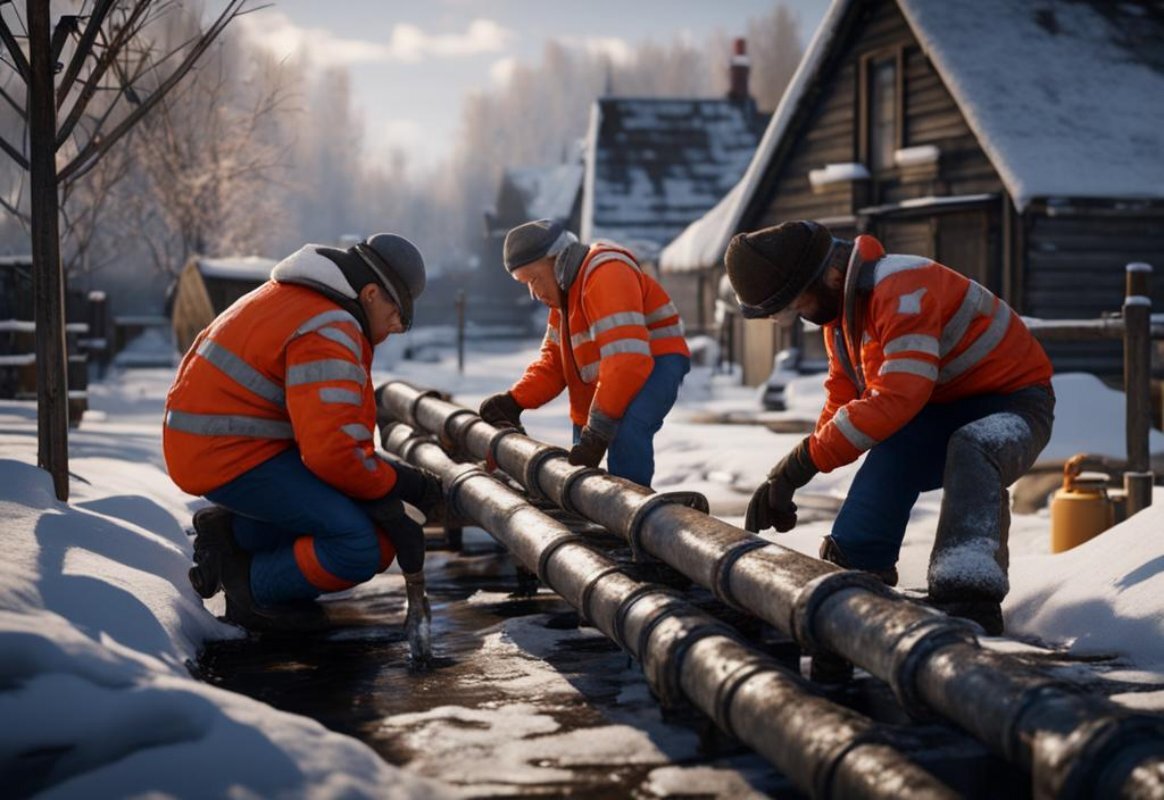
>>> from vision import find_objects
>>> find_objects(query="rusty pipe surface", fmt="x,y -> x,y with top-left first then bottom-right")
379,421 -> 956,799
377,381 -> 1164,799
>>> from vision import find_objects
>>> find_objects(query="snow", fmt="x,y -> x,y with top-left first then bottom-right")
2,331 -> 1163,795
894,145 -> 941,168
506,163 -> 584,223
196,256 -> 277,282
808,162 -> 870,188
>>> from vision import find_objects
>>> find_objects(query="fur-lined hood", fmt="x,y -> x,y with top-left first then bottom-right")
271,245 -> 358,299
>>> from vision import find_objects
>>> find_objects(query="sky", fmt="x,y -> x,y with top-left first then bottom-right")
234,0 -> 831,170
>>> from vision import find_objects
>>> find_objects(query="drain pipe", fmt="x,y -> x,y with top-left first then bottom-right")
379,421 -> 956,800
377,382 -> 1164,800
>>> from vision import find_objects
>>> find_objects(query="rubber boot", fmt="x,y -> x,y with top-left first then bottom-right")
188,506 -> 237,599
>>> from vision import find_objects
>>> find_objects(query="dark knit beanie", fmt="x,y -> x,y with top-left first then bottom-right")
319,233 -> 426,330
725,220 -> 833,318
504,218 -> 575,272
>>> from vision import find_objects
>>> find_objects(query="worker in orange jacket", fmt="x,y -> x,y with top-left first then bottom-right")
725,220 -> 1054,646
478,219 -> 690,486
164,234 -> 441,641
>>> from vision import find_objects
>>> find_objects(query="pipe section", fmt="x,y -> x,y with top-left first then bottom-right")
377,382 -> 1164,799
379,421 -> 956,800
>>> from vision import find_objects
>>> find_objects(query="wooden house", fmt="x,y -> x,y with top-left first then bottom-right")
170,255 -> 275,354
583,40 -> 769,332
661,0 -> 1164,386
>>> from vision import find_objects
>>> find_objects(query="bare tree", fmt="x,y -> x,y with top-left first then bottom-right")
0,0 -> 250,500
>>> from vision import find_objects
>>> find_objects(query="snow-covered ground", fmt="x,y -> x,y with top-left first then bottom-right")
2,330 -> 1162,797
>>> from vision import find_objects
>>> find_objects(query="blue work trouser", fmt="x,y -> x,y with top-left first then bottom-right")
829,385 -> 1054,599
574,353 -> 690,487
205,448 -> 391,607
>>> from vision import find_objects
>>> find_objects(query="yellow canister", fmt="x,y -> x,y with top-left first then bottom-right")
1050,454 -> 1115,553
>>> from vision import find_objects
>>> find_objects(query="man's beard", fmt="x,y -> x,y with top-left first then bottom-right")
799,279 -> 841,325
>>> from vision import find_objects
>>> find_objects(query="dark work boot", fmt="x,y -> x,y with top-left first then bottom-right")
218,548 -> 326,634
188,505 -> 237,599
810,537 -> 899,685
925,595 -> 1004,636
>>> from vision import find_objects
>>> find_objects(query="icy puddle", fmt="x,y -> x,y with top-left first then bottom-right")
197,533 -> 794,798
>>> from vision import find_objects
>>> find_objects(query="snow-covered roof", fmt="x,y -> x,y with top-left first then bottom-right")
506,163 -> 584,223
196,256 -> 277,282
661,0 -> 1164,273
582,97 -> 766,263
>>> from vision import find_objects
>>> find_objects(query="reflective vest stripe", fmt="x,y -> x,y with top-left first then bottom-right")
874,255 -> 930,285
939,303 -> 1013,384
165,409 -> 293,439
883,334 -> 939,356
880,358 -> 939,381
645,302 -> 679,325
590,311 -> 646,337
571,330 -> 593,348
293,536 -> 356,592
315,326 -> 362,360
341,423 -> 373,441
356,447 -> 379,472
599,338 -> 651,359
319,387 -> 362,406
545,326 -> 560,344
286,359 -> 367,387
832,406 -> 877,451
197,339 -> 285,406
940,282 -> 994,355
296,309 -> 361,337
580,362 -> 599,382
649,322 -> 685,340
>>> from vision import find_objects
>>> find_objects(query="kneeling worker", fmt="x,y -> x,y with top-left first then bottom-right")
726,220 -> 1054,640
164,234 -> 442,644
479,219 -> 690,487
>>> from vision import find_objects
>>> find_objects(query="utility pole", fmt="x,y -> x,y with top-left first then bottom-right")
27,0 -> 70,500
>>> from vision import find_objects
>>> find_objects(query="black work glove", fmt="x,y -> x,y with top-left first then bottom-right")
365,495 -> 426,573
567,426 -> 609,469
479,392 -> 524,429
386,458 -> 443,518
744,437 -> 818,533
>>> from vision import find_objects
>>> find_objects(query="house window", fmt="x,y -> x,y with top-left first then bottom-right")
869,56 -> 897,172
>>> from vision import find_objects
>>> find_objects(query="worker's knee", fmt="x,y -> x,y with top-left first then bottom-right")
317,527 -> 383,585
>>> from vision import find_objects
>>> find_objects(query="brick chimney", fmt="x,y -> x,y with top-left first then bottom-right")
727,38 -> 750,103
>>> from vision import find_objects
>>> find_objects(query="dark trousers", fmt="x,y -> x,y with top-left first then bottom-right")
829,385 -> 1054,601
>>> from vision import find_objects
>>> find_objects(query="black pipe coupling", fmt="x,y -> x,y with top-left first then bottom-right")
791,570 -> 896,655
559,466 -> 605,516
486,426 -> 526,473
610,584 -> 680,653
711,538 -> 771,610
885,614 -> 980,716
522,445 -> 570,502
577,563 -> 628,627
533,530 -> 585,583
813,728 -> 896,800
408,388 -> 444,429
624,490 -> 711,561
1047,712 -> 1164,800
708,650 -> 779,737
636,601 -> 736,709
445,465 -> 492,519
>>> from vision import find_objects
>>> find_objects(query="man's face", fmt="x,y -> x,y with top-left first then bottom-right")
361,283 -> 405,344
512,259 -> 562,308
771,266 -> 844,327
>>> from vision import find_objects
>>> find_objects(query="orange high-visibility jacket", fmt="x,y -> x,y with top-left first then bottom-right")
163,246 -> 397,500
810,234 -> 1053,473
509,243 -> 689,436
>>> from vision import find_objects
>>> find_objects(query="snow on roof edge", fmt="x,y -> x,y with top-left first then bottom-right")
660,0 -> 852,273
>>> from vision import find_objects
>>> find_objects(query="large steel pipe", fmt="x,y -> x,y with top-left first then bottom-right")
379,422 -> 956,799
377,382 -> 1164,799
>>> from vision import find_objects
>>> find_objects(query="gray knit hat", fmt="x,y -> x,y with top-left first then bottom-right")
503,218 -> 577,272
351,233 -> 426,330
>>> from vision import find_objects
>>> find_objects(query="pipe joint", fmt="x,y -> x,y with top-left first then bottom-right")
578,563 -> 627,626
1042,713 -> 1164,799
711,539 -> 770,609
560,466 -> 605,515
535,530 -> 584,583
625,490 -> 710,561
523,445 -> 569,502
792,570 -> 894,654
640,611 -> 735,708
445,466 -> 491,519
486,426 -> 525,473
887,617 -> 980,715
409,388 -> 444,428
611,584 -> 679,654
710,654 -> 775,737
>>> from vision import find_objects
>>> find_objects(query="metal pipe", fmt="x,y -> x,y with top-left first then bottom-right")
377,382 -> 1164,798
379,421 -> 957,800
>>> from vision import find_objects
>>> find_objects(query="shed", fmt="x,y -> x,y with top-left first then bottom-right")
170,255 -> 275,354
661,0 -> 1164,385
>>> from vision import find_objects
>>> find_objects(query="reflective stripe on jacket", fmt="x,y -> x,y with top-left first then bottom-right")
810,234 -> 1053,473
509,244 -> 690,436
163,280 -> 396,499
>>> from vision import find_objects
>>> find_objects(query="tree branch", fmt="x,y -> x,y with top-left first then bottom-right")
55,0 -> 115,109
0,132 -> 29,169
0,11 -> 30,83
0,80 -> 25,120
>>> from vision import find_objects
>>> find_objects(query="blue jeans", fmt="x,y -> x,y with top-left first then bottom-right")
206,449 -> 390,607
830,385 -> 1054,594
575,353 -> 690,487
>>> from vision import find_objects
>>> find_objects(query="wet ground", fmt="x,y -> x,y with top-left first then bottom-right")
195,527 -> 1159,798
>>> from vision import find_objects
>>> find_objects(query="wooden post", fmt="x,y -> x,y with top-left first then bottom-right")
455,289 -> 465,374
28,1 -> 70,501
1123,262 -> 1153,516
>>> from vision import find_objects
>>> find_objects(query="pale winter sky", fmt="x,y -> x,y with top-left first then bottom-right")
234,0 -> 830,171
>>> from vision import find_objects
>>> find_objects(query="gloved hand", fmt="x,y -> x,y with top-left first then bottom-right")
365,496 -> 426,574
479,392 -> 524,429
386,458 -> 443,518
403,569 -> 432,667
567,426 -> 609,469
744,436 -> 818,533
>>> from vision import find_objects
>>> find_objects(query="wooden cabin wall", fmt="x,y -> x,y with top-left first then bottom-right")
170,261 -> 215,356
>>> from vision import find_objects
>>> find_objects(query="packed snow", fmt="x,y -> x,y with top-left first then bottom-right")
2,329 -> 1162,797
